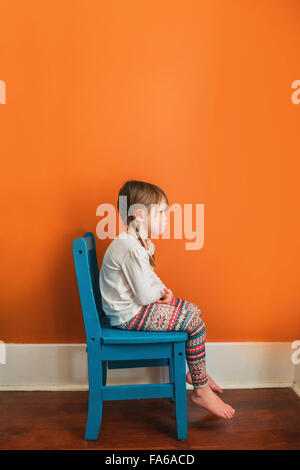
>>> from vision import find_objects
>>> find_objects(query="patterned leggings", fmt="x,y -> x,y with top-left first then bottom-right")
114,296 -> 208,389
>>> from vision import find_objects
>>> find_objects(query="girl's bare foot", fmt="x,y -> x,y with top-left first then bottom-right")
191,384 -> 235,419
186,372 -> 223,394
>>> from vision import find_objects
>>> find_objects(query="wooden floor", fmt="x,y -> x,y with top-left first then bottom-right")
0,388 -> 299,450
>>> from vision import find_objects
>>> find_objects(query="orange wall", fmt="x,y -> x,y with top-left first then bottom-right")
0,1 -> 299,343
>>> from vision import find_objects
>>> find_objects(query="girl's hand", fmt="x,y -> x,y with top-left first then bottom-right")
156,287 -> 174,305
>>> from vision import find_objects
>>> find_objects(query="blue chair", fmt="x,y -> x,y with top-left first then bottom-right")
72,231 -> 188,441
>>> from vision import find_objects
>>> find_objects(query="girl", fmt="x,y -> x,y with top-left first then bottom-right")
99,180 -> 235,419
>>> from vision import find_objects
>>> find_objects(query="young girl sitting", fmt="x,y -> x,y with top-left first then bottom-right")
99,180 -> 235,419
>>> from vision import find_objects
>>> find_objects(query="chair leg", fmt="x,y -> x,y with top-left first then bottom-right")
173,342 -> 188,441
85,342 -> 103,440
169,357 -> 175,402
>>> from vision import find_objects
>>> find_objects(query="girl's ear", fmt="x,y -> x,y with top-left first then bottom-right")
134,208 -> 143,222
136,207 -> 148,224
134,209 -> 141,222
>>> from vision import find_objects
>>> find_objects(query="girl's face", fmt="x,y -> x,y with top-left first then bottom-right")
148,199 -> 168,236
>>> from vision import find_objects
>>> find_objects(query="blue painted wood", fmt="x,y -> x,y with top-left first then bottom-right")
102,327 -> 187,344
102,383 -> 174,401
102,343 -> 172,361
72,232 -> 188,441
85,340 -> 103,440
173,342 -> 188,440
107,358 -> 169,369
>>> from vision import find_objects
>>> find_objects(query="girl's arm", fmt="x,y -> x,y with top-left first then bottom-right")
121,245 -> 165,306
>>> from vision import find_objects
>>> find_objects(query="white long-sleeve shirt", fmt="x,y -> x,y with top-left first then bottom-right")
99,230 -> 169,326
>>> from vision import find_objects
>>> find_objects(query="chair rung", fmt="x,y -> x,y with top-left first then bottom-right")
107,358 -> 169,369
102,342 -> 172,361
101,383 -> 174,401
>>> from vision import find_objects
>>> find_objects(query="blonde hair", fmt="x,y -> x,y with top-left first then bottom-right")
117,180 -> 169,268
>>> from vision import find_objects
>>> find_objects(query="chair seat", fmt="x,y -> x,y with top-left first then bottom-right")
101,326 -> 188,344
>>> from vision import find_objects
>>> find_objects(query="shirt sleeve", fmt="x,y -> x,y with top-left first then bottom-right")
121,244 -> 166,305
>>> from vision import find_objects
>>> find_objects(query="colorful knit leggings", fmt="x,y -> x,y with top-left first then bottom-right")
114,296 -> 208,389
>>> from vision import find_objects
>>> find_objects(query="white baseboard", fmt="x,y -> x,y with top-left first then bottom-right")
293,360 -> 300,397
0,342 -> 298,393
182,342 -> 297,391
292,383 -> 300,398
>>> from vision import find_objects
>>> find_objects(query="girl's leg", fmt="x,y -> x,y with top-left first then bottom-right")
115,297 -> 235,419
183,306 -> 208,389
115,296 -> 208,389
